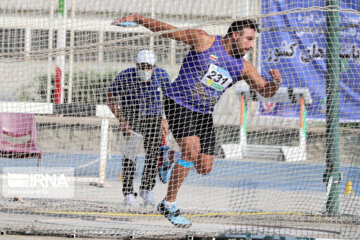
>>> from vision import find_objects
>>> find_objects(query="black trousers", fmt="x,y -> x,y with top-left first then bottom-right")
121,115 -> 162,196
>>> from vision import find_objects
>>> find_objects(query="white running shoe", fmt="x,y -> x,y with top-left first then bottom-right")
139,190 -> 155,206
123,194 -> 139,206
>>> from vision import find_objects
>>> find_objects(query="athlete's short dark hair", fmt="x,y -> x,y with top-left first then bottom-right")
226,19 -> 259,37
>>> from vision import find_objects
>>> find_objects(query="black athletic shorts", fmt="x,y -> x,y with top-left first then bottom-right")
164,96 -> 216,155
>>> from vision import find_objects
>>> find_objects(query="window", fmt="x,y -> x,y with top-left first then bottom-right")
70,31 -> 100,62
0,28 -> 25,59
153,36 -> 171,63
31,29 -> 51,60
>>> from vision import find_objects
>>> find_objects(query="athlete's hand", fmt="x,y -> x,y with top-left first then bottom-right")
111,14 -> 141,25
269,69 -> 282,84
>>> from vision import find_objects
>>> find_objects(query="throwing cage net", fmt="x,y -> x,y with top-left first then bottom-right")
0,0 -> 359,239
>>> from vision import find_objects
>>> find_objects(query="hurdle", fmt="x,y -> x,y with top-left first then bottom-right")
221,87 -> 312,162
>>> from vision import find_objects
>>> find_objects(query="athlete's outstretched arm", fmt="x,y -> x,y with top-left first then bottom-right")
241,60 -> 282,98
112,14 -> 213,52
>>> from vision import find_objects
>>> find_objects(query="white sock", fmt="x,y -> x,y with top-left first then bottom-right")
164,200 -> 176,209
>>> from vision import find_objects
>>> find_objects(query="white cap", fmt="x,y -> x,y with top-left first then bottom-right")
136,50 -> 157,65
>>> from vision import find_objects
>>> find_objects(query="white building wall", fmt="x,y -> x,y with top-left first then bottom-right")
0,0 -> 253,18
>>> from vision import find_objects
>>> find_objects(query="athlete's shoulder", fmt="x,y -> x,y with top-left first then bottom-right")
194,34 -> 217,52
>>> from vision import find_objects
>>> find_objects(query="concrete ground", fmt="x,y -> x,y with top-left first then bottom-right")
0,179 -> 358,240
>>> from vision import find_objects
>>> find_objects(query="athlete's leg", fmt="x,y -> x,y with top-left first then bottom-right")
164,136 -> 214,202
165,135 -> 200,202
158,97 -> 214,228
194,153 -> 214,175
193,111 -> 216,175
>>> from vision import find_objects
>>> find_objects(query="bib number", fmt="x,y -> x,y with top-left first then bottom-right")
201,64 -> 233,91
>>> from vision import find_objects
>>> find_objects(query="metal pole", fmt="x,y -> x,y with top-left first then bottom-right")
99,118 -> 109,187
149,0 -> 156,50
250,0 -> 261,116
68,0 -> 76,104
325,0 -> 341,216
47,0 -> 54,103
55,0 -> 66,104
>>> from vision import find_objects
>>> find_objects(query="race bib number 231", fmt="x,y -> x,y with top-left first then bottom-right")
201,63 -> 233,91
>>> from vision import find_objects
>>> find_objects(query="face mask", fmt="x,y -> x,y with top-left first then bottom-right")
137,70 -> 153,82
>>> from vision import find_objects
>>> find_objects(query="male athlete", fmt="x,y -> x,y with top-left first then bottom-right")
112,15 -> 282,228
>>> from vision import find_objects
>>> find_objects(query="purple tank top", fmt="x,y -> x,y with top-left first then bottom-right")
164,36 -> 244,113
